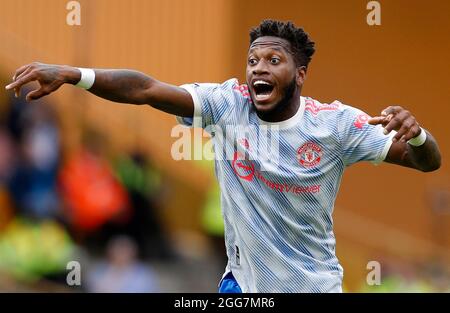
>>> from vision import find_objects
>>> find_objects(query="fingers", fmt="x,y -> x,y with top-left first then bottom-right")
392,120 -> 412,142
383,111 -> 407,135
384,108 -> 412,131
5,71 -> 37,92
25,87 -> 50,102
13,67 -> 33,98
6,63 -> 62,101
381,106 -> 402,116
25,80 -> 62,101
380,108 -> 420,143
13,63 -> 32,81
368,114 -> 393,127
402,124 -> 421,142
6,62 -> 42,97
368,116 -> 385,125
14,66 -> 33,83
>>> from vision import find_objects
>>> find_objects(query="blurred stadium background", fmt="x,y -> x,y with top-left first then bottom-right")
0,0 -> 449,292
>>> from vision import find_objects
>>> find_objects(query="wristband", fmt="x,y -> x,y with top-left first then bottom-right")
407,127 -> 427,146
75,68 -> 95,89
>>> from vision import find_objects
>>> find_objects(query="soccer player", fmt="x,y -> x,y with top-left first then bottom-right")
5,20 -> 441,292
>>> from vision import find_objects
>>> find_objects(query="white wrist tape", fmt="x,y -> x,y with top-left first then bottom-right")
407,127 -> 427,146
75,68 -> 95,89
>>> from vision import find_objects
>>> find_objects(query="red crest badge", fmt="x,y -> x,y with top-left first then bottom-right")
297,142 -> 323,168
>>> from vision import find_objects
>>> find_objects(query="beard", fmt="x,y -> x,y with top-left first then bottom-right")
252,78 -> 297,118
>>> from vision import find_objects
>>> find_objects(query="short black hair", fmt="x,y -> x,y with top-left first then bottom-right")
249,19 -> 315,68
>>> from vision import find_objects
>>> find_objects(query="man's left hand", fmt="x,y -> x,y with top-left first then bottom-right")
368,105 -> 422,143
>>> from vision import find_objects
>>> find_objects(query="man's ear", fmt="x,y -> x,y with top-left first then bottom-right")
296,66 -> 307,86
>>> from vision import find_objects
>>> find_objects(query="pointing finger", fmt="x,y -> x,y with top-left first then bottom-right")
368,116 -> 385,125
5,72 -> 37,91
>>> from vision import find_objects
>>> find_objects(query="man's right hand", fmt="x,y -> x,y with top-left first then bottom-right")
5,62 -> 80,101
5,62 -> 194,118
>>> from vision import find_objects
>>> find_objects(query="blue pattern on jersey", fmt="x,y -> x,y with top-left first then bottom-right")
177,78 -> 394,292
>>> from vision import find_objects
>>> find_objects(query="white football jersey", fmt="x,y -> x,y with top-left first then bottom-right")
176,79 -> 394,292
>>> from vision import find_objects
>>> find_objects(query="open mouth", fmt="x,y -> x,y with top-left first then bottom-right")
253,80 -> 274,102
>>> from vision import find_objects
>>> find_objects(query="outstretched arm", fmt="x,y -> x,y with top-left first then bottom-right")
368,106 -> 441,172
4,62 -> 194,117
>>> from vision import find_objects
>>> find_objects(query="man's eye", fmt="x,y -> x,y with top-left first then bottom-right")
270,58 -> 280,65
248,58 -> 258,65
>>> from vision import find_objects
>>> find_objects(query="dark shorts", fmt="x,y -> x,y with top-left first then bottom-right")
218,272 -> 242,293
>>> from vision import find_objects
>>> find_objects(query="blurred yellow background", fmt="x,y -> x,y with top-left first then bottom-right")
0,0 -> 449,292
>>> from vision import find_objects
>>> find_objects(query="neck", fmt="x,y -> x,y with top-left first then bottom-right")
257,88 -> 301,123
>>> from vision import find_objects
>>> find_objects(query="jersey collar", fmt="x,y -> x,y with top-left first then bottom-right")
257,96 -> 306,129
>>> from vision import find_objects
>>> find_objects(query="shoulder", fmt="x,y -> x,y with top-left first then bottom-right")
182,78 -> 245,93
302,97 -> 343,125
227,78 -> 252,102
182,78 -> 251,104
303,97 -> 370,125
215,78 -> 253,110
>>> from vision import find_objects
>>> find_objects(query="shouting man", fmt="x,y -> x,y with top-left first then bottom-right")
5,20 -> 441,292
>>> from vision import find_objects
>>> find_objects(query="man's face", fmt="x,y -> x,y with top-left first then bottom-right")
246,36 -> 302,114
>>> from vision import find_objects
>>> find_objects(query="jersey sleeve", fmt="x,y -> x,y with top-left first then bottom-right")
337,103 -> 396,166
175,78 -> 247,129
